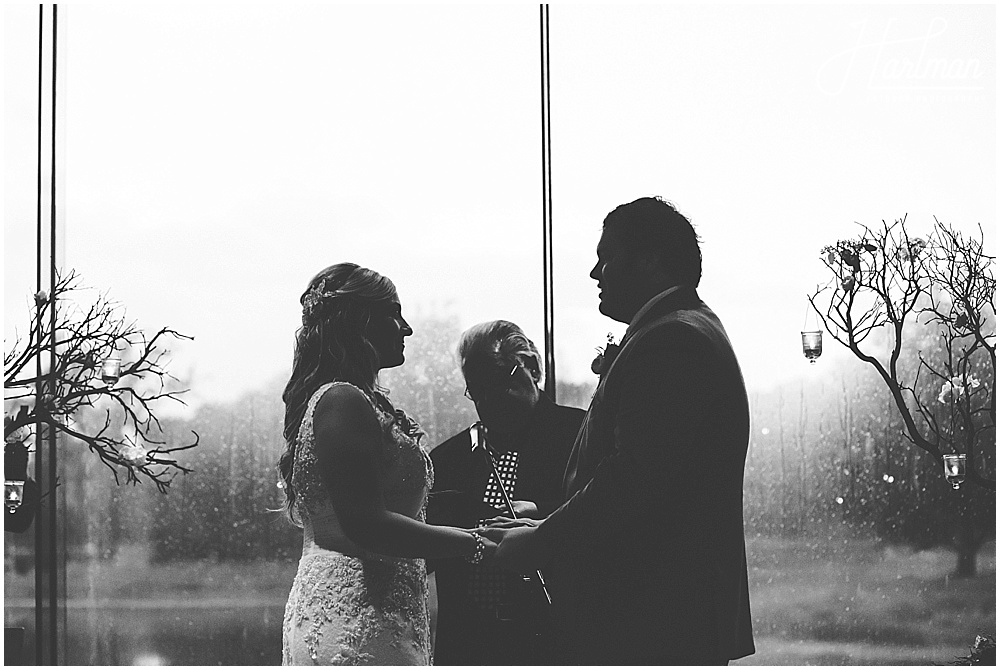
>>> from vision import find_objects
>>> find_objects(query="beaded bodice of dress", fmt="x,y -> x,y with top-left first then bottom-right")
292,381 -> 434,557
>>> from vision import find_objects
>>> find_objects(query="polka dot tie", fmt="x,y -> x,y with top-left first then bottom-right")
469,450 -> 520,610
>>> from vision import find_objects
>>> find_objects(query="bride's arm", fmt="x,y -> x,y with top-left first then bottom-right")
313,384 -> 491,560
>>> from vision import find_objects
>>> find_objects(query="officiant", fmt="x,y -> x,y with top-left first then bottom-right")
426,320 -> 584,665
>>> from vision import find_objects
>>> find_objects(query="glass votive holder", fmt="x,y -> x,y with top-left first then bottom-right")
5,479 -> 25,513
101,357 -> 122,385
943,454 -> 966,490
801,331 -> 823,364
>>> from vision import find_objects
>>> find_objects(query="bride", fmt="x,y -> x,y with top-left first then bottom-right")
279,263 -> 495,665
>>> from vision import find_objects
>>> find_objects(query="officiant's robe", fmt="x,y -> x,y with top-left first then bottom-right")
536,286 -> 755,664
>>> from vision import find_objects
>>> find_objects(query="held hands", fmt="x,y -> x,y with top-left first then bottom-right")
479,517 -> 546,572
465,506 -> 540,567
486,500 -> 539,519
483,516 -> 541,529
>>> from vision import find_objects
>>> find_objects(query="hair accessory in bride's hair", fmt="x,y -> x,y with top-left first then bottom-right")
301,282 -> 349,326
301,286 -> 324,317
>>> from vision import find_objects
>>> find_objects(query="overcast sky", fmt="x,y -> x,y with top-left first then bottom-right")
4,2 -> 995,408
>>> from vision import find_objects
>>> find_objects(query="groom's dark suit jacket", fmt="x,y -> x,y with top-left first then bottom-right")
535,287 -> 755,664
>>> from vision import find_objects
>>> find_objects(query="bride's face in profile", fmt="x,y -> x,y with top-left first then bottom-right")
366,298 -> 413,370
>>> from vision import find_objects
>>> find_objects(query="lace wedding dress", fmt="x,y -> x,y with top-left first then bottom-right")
282,382 -> 434,665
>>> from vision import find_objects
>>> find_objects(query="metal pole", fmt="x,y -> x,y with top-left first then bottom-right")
540,4 -> 556,401
34,4 -> 60,663
47,6 -> 60,663
33,6 -> 45,660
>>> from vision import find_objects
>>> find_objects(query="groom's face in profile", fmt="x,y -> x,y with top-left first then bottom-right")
591,228 -> 655,324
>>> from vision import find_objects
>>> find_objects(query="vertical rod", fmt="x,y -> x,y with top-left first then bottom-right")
33,4 -> 60,663
48,5 -> 60,664
34,4 -> 45,663
540,4 -> 556,400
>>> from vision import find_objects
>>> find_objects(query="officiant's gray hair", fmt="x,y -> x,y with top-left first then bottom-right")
458,320 -> 543,385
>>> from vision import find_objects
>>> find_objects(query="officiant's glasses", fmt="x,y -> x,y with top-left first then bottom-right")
464,361 -> 520,403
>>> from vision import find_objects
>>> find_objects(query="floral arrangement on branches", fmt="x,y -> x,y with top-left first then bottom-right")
808,216 -> 995,490
952,634 -> 996,665
4,269 -> 199,493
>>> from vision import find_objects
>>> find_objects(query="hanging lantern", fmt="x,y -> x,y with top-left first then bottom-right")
942,454 -> 966,490
801,301 -> 823,365
4,438 -> 29,513
5,479 -> 25,513
101,356 -> 122,385
801,331 -> 822,364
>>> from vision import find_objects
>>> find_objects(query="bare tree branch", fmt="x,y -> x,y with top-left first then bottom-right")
810,217 -> 995,490
4,269 -> 198,493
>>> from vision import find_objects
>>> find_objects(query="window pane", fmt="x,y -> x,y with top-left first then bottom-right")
553,5 -> 994,665
5,4 -> 993,666
6,5 -> 541,665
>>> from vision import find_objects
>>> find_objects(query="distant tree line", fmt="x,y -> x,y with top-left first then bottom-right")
49,311 -> 992,577
144,313 -> 592,563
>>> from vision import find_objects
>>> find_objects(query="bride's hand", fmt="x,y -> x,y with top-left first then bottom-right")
482,516 -> 541,530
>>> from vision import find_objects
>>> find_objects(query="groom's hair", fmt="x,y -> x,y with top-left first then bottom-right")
603,196 -> 702,288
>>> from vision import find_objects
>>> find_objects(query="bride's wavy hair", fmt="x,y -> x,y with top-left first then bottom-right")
278,262 -> 397,523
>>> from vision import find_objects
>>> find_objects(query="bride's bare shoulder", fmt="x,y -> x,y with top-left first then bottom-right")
314,382 -> 378,432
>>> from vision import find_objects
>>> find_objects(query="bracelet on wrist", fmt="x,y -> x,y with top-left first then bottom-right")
464,530 -> 486,565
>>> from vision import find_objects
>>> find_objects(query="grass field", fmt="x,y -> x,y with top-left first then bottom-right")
5,536 -> 995,665
736,536 -> 995,665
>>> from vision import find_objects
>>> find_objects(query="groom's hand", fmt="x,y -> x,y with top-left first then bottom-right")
480,523 -> 545,572
510,500 -> 539,518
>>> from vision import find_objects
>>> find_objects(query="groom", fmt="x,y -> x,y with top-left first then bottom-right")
484,197 -> 755,664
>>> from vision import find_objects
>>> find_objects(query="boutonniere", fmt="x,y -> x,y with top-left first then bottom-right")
591,333 -> 622,377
